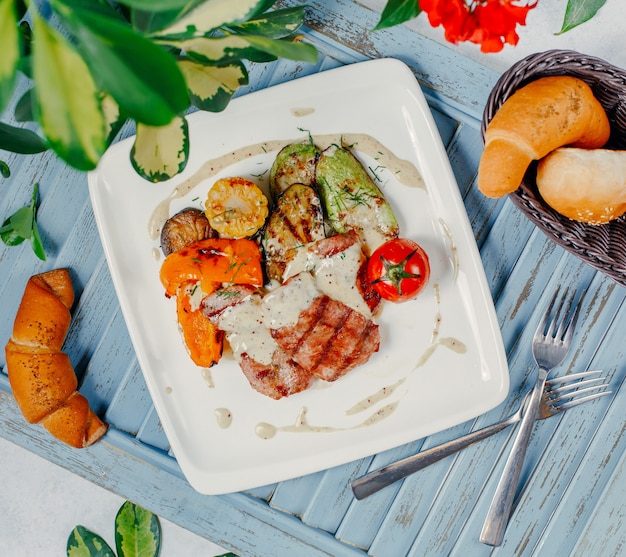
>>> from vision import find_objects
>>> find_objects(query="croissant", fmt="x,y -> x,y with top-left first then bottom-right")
478,75 -> 611,198
5,269 -> 107,448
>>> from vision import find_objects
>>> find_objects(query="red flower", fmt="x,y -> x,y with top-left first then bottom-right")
420,0 -> 537,53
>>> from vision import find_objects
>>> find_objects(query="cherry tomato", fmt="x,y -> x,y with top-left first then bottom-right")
367,238 -> 430,302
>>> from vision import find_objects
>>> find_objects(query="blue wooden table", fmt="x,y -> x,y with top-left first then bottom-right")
2,2 -> 625,555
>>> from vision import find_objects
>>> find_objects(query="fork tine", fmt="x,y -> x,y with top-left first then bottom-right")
560,289 -> 586,343
547,370 -> 603,385
535,287 -> 560,341
550,389 -> 612,413
550,382 -> 610,404
550,287 -> 571,340
547,376 -> 607,397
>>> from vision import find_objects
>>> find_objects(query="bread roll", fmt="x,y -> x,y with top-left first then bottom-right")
5,269 -> 107,448
537,148 -> 626,224
478,76 -> 610,198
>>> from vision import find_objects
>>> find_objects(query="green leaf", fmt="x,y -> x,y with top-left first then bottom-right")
53,1 -> 189,127
161,0 -> 269,36
131,7 -> 189,34
99,93 -> 127,146
1,183 -> 47,259
0,0 -> 20,113
558,0 -> 607,33
227,6 -> 307,39
165,35 -> 276,64
131,116 -> 189,182
0,160 -> 10,178
0,122 -> 48,154
373,0 -> 421,31
67,525 -> 116,557
14,88 -> 35,122
8,205 -> 33,239
0,218 -> 26,246
32,13 -> 106,170
115,501 -> 162,557
31,212 -> 46,260
179,59 -> 247,111
171,33 -> 317,65
241,35 -> 318,64
118,0 -> 202,10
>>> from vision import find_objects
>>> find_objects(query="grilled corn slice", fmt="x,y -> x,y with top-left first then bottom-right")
205,177 -> 269,238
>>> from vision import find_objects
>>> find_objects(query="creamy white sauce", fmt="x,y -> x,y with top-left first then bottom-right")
415,283 -> 467,368
201,368 -> 214,388
217,294 -> 277,366
185,281 -> 205,312
217,274 -> 321,365
254,402 -> 400,440
214,407 -> 232,429
344,378 -> 405,415
439,218 -> 459,284
290,107 -> 315,117
283,241 -> 371,317
262,272 -> 320,329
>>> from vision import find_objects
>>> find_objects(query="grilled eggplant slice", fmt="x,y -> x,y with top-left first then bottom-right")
262,183 -> 325,282
160,207 -> 215,256
269,142 -> 320,200
315,145 -> 399,254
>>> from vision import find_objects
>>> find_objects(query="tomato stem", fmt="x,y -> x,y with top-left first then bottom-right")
371,248 -> 421,294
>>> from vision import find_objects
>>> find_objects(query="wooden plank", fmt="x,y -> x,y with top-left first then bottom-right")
2,3 -> 625,554
0,390 -> 367,556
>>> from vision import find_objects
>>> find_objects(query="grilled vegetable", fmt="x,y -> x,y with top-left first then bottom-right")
160,238 -> 263,297
262,183 -> 325,282
315,145 -> 399,254
205,177 -> 269,238
176,281 -> 224,367
160,207 -> 215,256
269,142 -> 320,200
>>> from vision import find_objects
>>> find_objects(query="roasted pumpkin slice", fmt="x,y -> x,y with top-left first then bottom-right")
160,238 -> 263,297
176,281 -> 223,368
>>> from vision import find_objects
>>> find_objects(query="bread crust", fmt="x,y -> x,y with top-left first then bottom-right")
537,148 -> 626,224
478,76 -> 610,198
5,269 -> 107,448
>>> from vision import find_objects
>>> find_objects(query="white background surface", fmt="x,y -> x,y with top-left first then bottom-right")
1,2 -> 624,556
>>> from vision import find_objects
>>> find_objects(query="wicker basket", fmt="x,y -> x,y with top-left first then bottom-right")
481,49 -> 626,287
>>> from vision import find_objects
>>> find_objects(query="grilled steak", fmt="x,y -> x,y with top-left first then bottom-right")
201,284 -> 257,323
239,350 -> 313,400
202,286 -> 312,399
268,273 -> 380,382
283,231 -> 381,316
202,262 -> 380,397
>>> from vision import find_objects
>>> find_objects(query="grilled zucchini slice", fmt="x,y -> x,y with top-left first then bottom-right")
269,142 -> 320,200
315,145 -> 399,254
262,183 -> 325,282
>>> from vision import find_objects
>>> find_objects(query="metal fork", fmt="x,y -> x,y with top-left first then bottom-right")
480,287 -> 585,546
351,371 -> 609,500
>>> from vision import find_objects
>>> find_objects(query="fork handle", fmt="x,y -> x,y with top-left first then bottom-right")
480,370 -> 548,546
351,412 -> 519,500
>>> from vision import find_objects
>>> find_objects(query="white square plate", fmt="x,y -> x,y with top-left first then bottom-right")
88,58 -> 508,494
